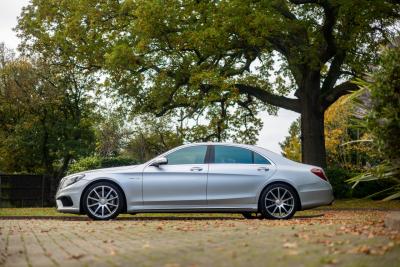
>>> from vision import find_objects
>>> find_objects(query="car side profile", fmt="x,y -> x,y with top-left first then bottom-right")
56,143 -> 334,220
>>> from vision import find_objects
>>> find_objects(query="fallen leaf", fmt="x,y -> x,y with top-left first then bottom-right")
69,253 -> 85,260
283,242 -> 298,249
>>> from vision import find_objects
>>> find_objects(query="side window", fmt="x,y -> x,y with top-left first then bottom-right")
214,146 -> 253,164
166,145 -> 207,165
254,152 -> 270,164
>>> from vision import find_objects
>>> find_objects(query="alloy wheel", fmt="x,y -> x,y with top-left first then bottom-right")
86,185 -> 120,219
264,186 -> 295,219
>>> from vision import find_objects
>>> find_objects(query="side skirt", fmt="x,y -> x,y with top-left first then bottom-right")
126,206 -> 258,214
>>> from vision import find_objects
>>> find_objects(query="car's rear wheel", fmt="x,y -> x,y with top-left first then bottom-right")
260,183 -> 298,220
83,181 -> 123,220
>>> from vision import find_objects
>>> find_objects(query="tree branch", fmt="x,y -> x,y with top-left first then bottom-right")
320,1 -> 338,61
272,1 -> 297,20
321,51 -> 346,92
234,84 -> 300,113
321,81 -> 359,110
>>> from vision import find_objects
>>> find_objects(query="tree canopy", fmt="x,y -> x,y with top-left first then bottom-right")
0,43 -> 97,181
16,0 -> 400,167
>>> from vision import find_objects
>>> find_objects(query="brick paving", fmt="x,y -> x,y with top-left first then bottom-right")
1,211 -> 400,267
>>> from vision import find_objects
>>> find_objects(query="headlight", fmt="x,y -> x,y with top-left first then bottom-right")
59,174 -> 85,190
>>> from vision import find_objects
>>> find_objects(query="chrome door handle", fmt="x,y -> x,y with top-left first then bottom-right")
257,167 -> 269,172
190,167 -> 203,171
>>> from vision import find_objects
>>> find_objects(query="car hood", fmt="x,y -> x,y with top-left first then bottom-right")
79,164 -> 142,175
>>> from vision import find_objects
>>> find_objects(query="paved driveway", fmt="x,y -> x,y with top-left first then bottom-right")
1,211 -> 399,267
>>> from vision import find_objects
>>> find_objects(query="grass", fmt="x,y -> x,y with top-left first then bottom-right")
0,199 -> 399,217
317,198 -> 400,210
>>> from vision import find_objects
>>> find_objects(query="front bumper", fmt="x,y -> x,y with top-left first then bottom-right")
55,179 -> 89,214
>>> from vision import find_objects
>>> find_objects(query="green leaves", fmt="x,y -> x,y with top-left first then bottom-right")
279,117 -> 301,162
14,0 -> 400,166
0,44 -> 97,176
347,43 -> 400,200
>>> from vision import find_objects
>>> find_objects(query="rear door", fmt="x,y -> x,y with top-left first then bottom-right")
207,145 -> 274,207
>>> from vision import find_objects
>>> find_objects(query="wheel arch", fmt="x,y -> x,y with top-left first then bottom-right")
257,180 -> 302,211
79,178 -> 128,214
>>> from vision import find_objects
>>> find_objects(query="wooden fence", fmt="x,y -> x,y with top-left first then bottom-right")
0,174 -> 53,208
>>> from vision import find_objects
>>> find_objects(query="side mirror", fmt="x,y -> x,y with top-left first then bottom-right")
150,157 -> 168,167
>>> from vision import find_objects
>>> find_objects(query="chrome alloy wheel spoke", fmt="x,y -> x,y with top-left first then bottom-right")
94,190 -> 101,199
281,205 -> 288,213
265,187 -> 294,219
87,185 -> 119,219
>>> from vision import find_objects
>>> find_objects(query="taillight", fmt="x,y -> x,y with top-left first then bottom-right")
311,168 -> 328,181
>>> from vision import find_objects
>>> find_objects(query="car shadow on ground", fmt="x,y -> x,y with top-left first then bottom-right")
0,213 -> 325,221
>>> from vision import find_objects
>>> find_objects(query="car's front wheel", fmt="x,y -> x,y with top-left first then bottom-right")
260,183 -> 298,220
83,181 -> 123,220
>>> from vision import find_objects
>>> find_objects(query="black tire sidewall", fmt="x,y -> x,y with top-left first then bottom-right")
82,181 -> 123,220
260,183 -> 298,220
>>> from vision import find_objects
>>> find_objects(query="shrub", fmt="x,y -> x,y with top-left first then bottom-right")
347,43 -> 400,200
68,156 -> 137,175
327,167 -> 397,199
326,167 -> 356,199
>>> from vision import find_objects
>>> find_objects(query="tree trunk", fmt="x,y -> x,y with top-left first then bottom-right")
300,74 -> 327,169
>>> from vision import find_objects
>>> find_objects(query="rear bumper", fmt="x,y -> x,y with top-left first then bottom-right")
298,182 -> 334,210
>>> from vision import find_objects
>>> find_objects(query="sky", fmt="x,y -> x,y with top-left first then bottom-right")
0,0 -> 299,154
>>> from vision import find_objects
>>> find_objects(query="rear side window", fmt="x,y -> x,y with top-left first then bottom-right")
214,145 -> 271,164
214,146 -> 253,164
254,152 -> 270,164
167,145 -> 207,165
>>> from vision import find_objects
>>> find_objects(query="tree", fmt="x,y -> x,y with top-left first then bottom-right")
16,0 -> 400,167
280,94 -> 375,170
279,118 -> 301,162
324,94 -> 375,170
0,43 -> 97,193
95,111 -> 131,157
123,116 -> 183,162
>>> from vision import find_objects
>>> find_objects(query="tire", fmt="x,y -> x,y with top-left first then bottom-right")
260,183 -> 298,220
82,181 -> 124,220
242,212 -> 261,219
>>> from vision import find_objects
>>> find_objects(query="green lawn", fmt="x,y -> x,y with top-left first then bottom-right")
0,199 -> 399,217
317,198 -> 400,210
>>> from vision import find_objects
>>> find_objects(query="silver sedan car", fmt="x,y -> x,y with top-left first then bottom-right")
56,143 -> 334,220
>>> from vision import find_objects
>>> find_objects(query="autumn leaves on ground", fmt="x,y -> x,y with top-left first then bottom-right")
1,205 -> 400,267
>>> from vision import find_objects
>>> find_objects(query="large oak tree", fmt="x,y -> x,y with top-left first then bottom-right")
17,0 -> 400,167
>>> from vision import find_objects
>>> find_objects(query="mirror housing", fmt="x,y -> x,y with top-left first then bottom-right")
150,157 -> 168,167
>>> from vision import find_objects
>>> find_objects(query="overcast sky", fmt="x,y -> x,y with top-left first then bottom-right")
0,0 -> 299,154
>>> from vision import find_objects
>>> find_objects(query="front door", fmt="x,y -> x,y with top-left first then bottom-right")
142,145 -> 208,209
